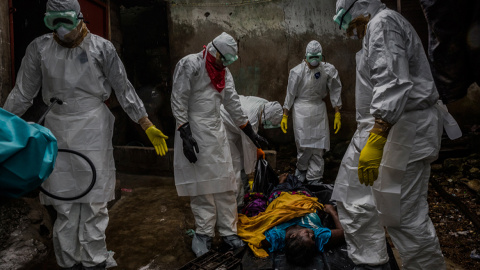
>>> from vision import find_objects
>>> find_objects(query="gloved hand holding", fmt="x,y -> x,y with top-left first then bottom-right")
145,126 -> 169,156
178,123 -> 199,163
240,121 -> 269,148
281,114 -> 288,134
257,148 -> 265,160
334,112 -> 341,134
358,132 -> 387,186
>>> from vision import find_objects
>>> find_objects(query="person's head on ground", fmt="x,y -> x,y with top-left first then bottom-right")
262,101 -> 283,129
208,32 -> 239,68
284,225 -> 316,266
305,40 -> 323,69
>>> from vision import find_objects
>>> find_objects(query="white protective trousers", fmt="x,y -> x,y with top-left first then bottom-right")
331,3 -> 446,269
296,147 -> 324,181
52,202 -> 109,268
190,191 -> 238,237
337,160 -> 444,269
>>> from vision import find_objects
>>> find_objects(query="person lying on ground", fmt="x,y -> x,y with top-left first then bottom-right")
237,173 -> 345,266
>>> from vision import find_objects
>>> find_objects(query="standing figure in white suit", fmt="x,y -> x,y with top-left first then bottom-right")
331,0 -> 450,269
171,32 -> 267,257
281,40 -> 343,185
2,1 -> 168,269
220,95 -> 283,207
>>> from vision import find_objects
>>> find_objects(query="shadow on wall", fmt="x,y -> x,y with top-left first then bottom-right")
112,1 -> 175,147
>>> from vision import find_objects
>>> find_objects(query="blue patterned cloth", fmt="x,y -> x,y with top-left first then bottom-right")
264,212 -> 331,253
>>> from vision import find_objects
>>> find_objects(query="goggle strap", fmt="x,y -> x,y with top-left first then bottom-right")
212,42 -> 226,60
340,0 -> 358,29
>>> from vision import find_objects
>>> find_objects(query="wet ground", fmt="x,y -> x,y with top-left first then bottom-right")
34,131 -> 480,269
35,172 -> 469,270
38,174 -> 198,270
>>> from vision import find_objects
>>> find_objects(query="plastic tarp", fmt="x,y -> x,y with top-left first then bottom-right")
0,108 -> 57,198
252,159 -> 278,196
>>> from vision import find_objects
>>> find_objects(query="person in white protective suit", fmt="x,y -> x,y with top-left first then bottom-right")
171,32 -> 268,257
281,40 -> 343,185
2,1 -> 168,269
331,0 -> 458,269
220,96 -> 283,207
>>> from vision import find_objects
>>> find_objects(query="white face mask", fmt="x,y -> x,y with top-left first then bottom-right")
309,60 -> 320,67
56,26 -> 71,40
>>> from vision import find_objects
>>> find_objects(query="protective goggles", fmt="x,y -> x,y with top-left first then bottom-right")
262,108 -> 281,129
212,42 -> 238,66
44,11 -> 81,31
306,52 -> 322,64
262,119 -> 280,129
333,0 -> 358,30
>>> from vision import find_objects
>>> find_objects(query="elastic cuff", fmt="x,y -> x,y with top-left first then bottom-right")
239,121 -> 249,129
370,118 -> 392,137
138,116 -> 153,131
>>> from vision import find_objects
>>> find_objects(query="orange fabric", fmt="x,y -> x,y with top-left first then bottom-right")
257,148 -> 265,159
239,121 -> 249,129
237,192 -> 323,258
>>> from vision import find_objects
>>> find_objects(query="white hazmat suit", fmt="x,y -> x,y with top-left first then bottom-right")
2,0 -> 161,268
331,0 -> 447,269
171,33 -> 249,257
283,41 -> 342,182
220,96 -> 283,206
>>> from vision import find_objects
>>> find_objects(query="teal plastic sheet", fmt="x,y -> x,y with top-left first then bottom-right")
0,108 -> 57,198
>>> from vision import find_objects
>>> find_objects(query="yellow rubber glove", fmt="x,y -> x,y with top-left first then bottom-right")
358,133 -> 387,186
281,114 -> 288,134
334,112 -> 341,134
145,126 -> 169,156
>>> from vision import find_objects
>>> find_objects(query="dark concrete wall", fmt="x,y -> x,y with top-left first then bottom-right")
0,1 -> 12,106
111,1 -> 175,147
167,0 -> 480,142
168,0 -> 361,144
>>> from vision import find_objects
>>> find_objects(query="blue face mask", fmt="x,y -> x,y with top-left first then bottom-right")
333,0 -> 358,30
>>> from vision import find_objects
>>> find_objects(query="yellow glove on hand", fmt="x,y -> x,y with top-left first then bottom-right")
145,126 -> 169,156
358,133 -> 387,186
281,114 -> 288,134
334,112 -> 341,134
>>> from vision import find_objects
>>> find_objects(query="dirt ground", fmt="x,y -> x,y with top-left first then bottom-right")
34,132 -> 480,270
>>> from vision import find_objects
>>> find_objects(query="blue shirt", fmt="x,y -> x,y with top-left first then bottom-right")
264,212 -> 331,253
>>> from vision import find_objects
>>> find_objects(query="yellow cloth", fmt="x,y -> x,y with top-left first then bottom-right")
237,192 -> 323,258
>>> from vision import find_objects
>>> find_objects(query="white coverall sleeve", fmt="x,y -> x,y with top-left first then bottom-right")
171,56 -> 196,128
102,41 -> 147,123
283,67 -> 300,110
325,64 -> 343,108
222,70 -> 248,127
368,24 -> 413,124
3,41 -> 42,116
